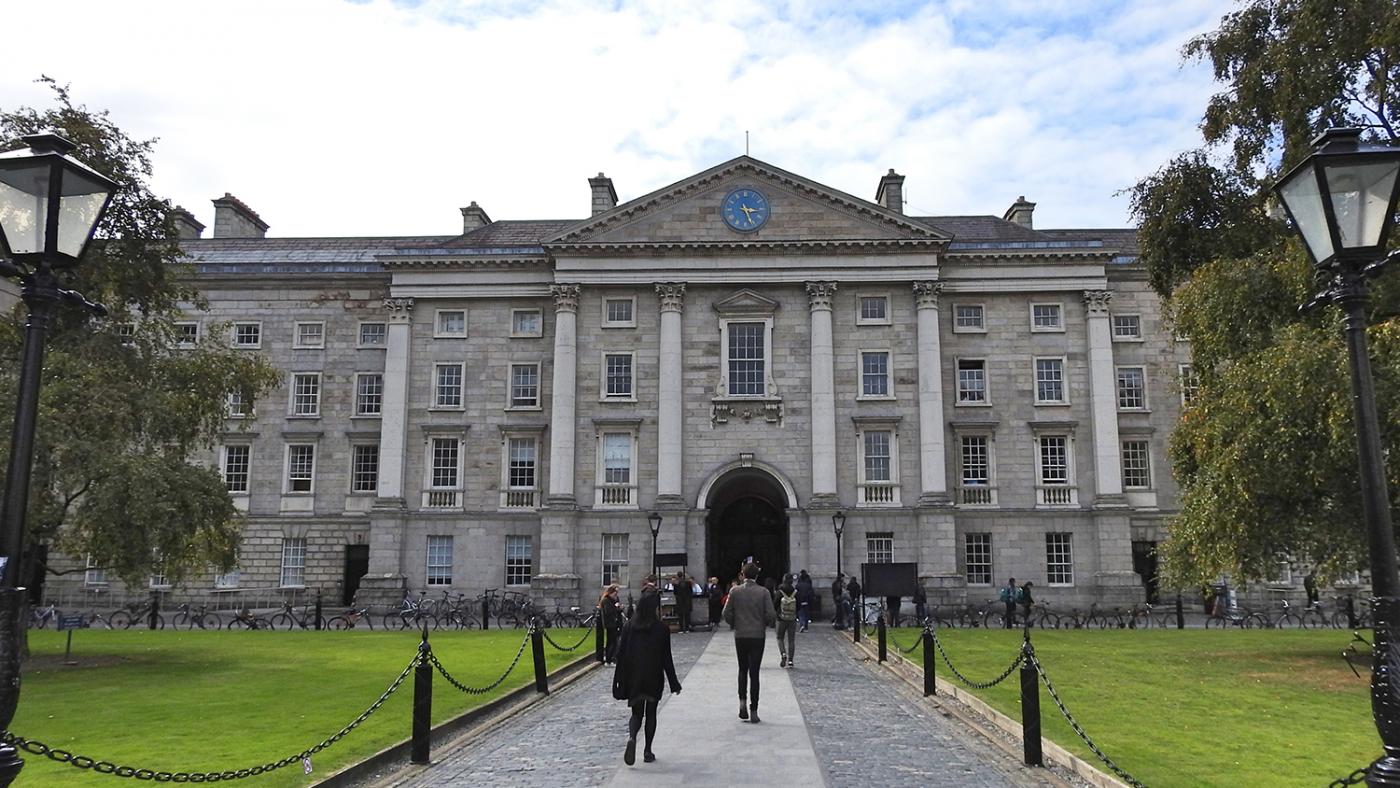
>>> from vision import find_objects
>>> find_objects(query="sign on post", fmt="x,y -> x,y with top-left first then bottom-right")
57,613 -> 84,665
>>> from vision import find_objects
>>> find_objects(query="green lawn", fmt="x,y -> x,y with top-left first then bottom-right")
888,627 -> 1375,787
12,628 -> 591,787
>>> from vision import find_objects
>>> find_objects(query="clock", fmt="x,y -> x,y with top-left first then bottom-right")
721,188 -> 770,232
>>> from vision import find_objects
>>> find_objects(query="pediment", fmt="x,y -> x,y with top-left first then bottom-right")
714,289 -> 780,318
546,156 -> 949,251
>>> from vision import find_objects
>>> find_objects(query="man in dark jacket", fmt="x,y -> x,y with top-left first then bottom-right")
847,576 -> 863,628
723,563 -> 776,723
674,573 -> 693,633
706,577 -> 723,629
795,570 -> 815,632
831,573 -> 846,630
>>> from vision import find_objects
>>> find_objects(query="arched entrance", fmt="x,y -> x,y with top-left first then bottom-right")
703,465 -> 792,584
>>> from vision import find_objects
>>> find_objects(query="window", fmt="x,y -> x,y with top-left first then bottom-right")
175,322 -> 199,347
150,570 -> 170,589
857,295 -> 890,325
115,323 -> 136,340
290,373 -> 320,417
864,431 -> 891,483
866,533 -> 894,564
351,444 -> 379,493
226,390 -> 249,418
222,445 -> 250,494
1112,314 -> 1142,340
358,322 -> 387,347
426,535 -> 453,586
294,321 -> 325,349
1116,366 -> 1147,410
956,359 -> 987,404
508,437 -> 537,489
603,297 -> 636,328
856,423 -> 901,506
602,533 -> 629,586
280,538 -> 307,587
859,351 -> 892,398
435,309 -> 466,337
1270,560 -> 1294,585
965,533 -> 992,585
434,363 -> 464,409
1035,358 -> 1066,404
511,309 -> 542,337
1037,436 -> 1069,485
509,363 -> 540,408
84,555 -> 106,587
1030,303 -> 1063,331
214,569 -> 240,589
1046,533 -> 1074,586
233,322 -> 261,348
727,322 -> 766,396
1179,364 -> 1200,405
1034,432 -> 1077,506
430,438 -> 460,489
1121,440 -> 1151,489
505,536 -> 533,586
286,444 -> 315,493
603,433 -> 632,485
355,373 -> 383,416
602,353 -> 634,400
954,304 -> 985,332
596,427 -> 639,507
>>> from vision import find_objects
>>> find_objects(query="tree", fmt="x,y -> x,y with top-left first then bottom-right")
0,79 -> 280,588
1131,1 -> 1400,587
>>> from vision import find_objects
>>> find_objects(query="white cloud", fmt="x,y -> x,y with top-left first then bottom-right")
0,0 -> 1233,236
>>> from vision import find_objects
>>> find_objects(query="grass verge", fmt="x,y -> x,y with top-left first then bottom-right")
14,627 -> 591,787
886,627 -> 1374,788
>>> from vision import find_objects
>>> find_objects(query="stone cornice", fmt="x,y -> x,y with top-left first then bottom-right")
377,255 -> 550,269
944,248 -> 1116,262
547,238 -> 946,256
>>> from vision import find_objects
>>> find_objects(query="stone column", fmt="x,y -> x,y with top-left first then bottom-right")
655,283 -> 686,507
913,282 -> 950,505
362,296 -> 415,605
807,281 -> 839,507
1083,290 -> 1124,504
546,284 -> 580,506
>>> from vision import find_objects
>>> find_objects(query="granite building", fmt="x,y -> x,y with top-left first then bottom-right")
45,157 -> 1191,611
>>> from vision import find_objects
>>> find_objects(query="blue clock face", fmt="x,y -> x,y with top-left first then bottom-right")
722,188 -> 770,232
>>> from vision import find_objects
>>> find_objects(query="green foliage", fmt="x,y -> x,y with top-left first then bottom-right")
0,80 -> 280,586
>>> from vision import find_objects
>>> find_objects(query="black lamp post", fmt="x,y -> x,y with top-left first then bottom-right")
832,511 -> 846,579
1274,127 -> 1400,787
648,512 -> 662,583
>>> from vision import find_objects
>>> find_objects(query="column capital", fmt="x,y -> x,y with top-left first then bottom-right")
1083,289 -> 1113,315
912,281 -> 944,309
655,282 -> 687,312
383,297 -> 415,323
805,280 -> 838,311
551,283 -> 581,313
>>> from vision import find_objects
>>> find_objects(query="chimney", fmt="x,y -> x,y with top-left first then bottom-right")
211,193 -> 269,238
1003,196 -> 1036,229
170,206 -> 205,239
589,173 -> 618,216
875,169 -> 905,214
460,201 -> 492,232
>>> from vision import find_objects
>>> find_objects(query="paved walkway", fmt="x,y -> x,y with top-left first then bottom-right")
374,628 -> 1068,788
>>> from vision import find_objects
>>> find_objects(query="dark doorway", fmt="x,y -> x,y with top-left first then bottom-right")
1132,541 -> 1159,604
343,544 -> 369,605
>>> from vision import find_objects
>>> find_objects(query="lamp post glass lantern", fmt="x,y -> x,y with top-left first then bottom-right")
0,132 -> 116,788
832,511 -> 846,579
648,512 -> 662,583
1274,127 -> 1400,787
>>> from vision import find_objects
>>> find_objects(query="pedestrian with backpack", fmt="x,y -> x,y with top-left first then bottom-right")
1000,577 -> 1017,629
795,569 -> 815,632
777,576 -> 798,668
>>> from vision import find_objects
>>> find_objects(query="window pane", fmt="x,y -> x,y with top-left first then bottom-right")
1122,440 -> 1151,488
1112,314 -> 1141,338
1046,533 -> 1074,585
1035,359 -> 1064,403
509,437 -> 537,488
505,535 -> 533,586
960,436 -> 988,484
512,310 -> 541,335
603,433 -> 631,484
352,444 -> 380,493
281,538 -> 307,587
431,438 -> 459,488
965,533 -> 992,585
859,296 -> 888,321
287,445 -> 315,492
1032,304 -> 1061,329
864,431 -> 891,482
605,354 -> 633,397
359,322 -> 387,345
955,305 -> 984,329
511,364 -> 539,407
223,445 -> 250,493
234,323 -> 260,346
1039,436 -> 1068,484
356,374 -> 383,416
728,322 -> 765,396
1117,367 -> 1146,409
427,535 -> 453,586
957,359 -> 985,403
292,374 -> 320,416
606,299 -> 634,324
861,352 -> 889,397
436,364 -> 463,407
437,311 -> 465,335
866,533 -> 893,564
296,322 -> 324,347
602,533 -> 629,586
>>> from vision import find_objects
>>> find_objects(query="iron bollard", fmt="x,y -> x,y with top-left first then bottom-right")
1175,593 -> 1185,630
531,618 -> 549,695
1019,641 -> 1043,767
148,590 -> 160,631
877,615 -> 887,663
594,607 -> 605,663
853,608 -> 861,644
923,628 -> 935,697
1347,595 -> 1359,629
481,596 -> 490,631
411,631 -> 432,764
314,591 -> 323,631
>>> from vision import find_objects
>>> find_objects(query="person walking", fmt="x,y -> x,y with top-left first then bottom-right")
846,575 -> 863,628
776,577 -> 798,668
795,570 -> 815,632
831,573 -> 847,630
675,572 -> 693,633
886,593 -> 902,626
1000,577 -> 1017,629
913,582 -> 927,625
612,591 -> 681,766
1019,581 -> 1035,626
600,584 -> 623,664
706,576 -> 724,629
723,563 -> 776,723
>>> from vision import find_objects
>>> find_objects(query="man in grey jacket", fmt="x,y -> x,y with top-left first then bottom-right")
722,563 -> 777,723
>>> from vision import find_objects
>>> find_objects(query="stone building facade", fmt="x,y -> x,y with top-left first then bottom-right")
44,157 -> 1193,611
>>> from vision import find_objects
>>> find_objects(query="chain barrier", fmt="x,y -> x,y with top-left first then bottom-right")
886,626 -> 924,655
540,619 -> 596,652
1329,767 -> 1370,786
1,651 -> 419,781
929,630 -> 1023,689
428,627 -> 532,695
1029,652 -> 1146,788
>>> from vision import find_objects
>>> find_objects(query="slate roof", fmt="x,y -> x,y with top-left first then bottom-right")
442,220 -> 580,248
182,235 -> 453,274
912,215 -> 1049,243
1040,228 -> 1140,257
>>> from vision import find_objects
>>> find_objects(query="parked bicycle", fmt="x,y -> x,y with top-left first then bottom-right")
108,598 -> 164,630
27,602 -> 59,629
327,604 -> 375,630
385,591 -> 438,631
268,600 -> 325,631
226,607 -> 270,630
172,603 -> 223,631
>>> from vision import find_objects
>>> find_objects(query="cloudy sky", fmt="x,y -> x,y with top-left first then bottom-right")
3,0 -> 1233,237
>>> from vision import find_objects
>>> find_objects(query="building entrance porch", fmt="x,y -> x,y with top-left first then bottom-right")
702,464 -> 794,585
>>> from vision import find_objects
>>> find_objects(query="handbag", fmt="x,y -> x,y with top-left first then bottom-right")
611,632 -> 630,700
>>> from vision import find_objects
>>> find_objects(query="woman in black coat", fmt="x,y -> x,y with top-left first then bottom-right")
613,590 -> 681,766
599,584 -> 622,664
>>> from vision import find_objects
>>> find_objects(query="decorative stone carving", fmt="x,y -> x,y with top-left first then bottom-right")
1083,290 -> 1113,315
805,281 -> 838,311
383,297 -> 415,323
711,398 -> 783,426
912,281 -> 944,309
655,282 -> 687,312
551,283 -> 581,313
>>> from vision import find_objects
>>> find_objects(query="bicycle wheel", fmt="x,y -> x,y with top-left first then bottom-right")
1275,613 -> 1303,629
1246,613 -> 1269,629
983,610 -> 1005,629
109,610 -> 133,629
172,612 -> 193,630
557,613 -> 582,629
198,612 -> 223,630
383,612 -> 408,630
1129,610 -> 1148,630
1204,615 -> 1224,629
269,613 -> 296,631
328,616 -> 352,631
1331,611 -> 1350,629
457,611 -> 479,630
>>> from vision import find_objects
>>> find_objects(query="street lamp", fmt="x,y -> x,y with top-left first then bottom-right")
0,132 -> 116,786
648,512 -> 662,582
832,511 -> 846,579
1274,127 -> 1400,787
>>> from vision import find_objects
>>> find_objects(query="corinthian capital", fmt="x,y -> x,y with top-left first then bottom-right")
805,281 -> 838,311
551,283 -> 581,313
655,282 -> 687,313
912,281 -> 943,310
1082,290 -> 1112,315
383,297 -> 415,323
